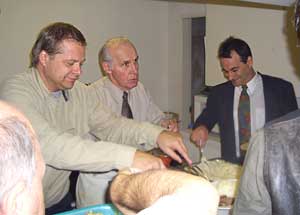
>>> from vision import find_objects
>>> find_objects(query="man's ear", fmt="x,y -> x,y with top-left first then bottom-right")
1,182 -> 26,215
102,62 -> 112,75
246,56 -> 253,67
38,50 -> 49,67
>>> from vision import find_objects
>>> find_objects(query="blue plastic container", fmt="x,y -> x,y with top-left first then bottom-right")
54,204 -> 122,215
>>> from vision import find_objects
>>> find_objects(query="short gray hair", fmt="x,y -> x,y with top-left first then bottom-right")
0,116 -> 36,203
98,37 -> 136,70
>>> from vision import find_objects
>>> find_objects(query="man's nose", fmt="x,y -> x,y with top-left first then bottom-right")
129,63 -> 138,74
225,71 -> 235,80
73,64 -> 82,75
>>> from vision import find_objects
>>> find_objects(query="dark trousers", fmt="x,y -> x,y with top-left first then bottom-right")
69,171 -> 79,202
45,191 -> 74,215
45,171 -> 79,214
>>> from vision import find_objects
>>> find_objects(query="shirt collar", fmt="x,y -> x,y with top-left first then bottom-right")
246,72 -> 260,95
33,68 -> 69,101
104,76 -> 134,99
104,76 -> 124,98
237,72 -> 259,95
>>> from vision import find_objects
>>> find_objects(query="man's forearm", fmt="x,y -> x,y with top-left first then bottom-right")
109,169 -> 218,214
109,169 -> 177,213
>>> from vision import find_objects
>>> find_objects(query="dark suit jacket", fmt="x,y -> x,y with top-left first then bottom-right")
193,74 -> 298,164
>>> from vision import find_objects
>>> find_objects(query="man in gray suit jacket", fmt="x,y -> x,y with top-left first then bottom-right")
191,36 -> 297,164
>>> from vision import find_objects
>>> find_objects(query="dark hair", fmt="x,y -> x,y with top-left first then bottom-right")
218,36 -> 252,64
29,22 -> 87,68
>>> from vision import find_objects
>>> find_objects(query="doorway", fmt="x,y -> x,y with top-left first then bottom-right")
182,17 -> 206,128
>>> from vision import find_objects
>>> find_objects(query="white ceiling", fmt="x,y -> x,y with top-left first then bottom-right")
239,0 -> 294,6
155,0 -> 296,7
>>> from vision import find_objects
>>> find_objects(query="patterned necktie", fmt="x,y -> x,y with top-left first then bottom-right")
121,91 -> 133,119
238,85 -> 251,147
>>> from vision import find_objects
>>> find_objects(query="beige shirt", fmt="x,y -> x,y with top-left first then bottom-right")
0,69 -> 163,207
90,77 -> 164,124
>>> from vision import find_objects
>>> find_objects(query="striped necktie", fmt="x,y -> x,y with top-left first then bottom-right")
121,91 -> 133,119
238,85 -> 251,148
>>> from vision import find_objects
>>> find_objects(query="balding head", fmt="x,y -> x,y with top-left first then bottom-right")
0,101 -> 31,125
0,101 -> 45,215
98,37 -> 137,70
98,37 -> 139,91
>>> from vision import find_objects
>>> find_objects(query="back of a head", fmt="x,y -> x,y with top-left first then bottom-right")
30,22 -> 87,68
0,102 -> 36,211
218,36 -> 252,64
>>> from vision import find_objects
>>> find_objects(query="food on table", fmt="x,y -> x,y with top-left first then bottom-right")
183,158 -> 242,207
197,159 -> 242,181
219,195 -> 235,207
182,158 -> 242,180
159,155 -> 172,167
212,179 -> 239,197
147,148 -> 172,167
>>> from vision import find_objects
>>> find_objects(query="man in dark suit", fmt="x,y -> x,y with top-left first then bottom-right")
191,36 -> 298,164
234,2 -> 300,213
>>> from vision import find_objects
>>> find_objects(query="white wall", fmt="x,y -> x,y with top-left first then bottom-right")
0,0 -> 206,129
205,4 -> 300,96
1,0 -> 299,129
167,2 -> 206,128
0,0 -> 170,109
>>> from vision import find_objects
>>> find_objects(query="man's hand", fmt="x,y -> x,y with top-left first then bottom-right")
156,131 -> 192,165
160,119 -> 179,132
190,125 -> 209,148
132,150 -> 166,171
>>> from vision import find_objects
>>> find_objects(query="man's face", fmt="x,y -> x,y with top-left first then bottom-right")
220,50 -> 255,87
39,39 -> 86,92
105,43 -> 139,91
